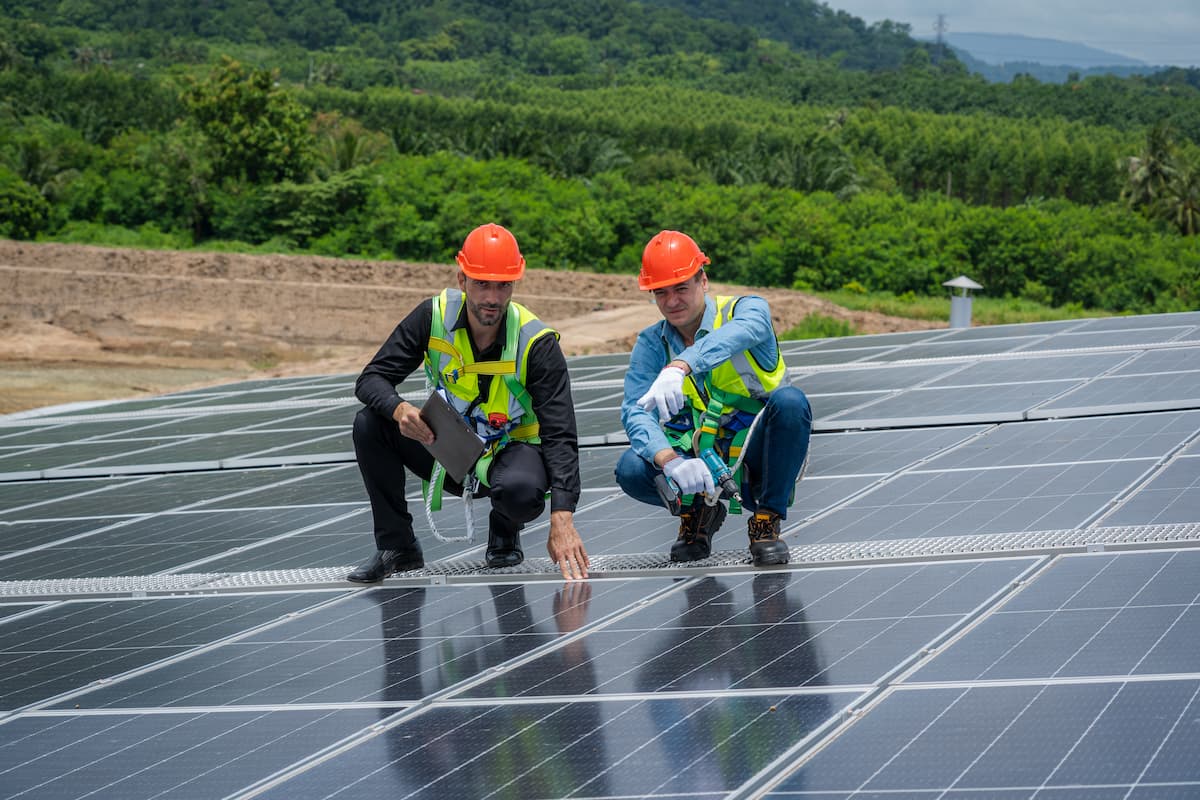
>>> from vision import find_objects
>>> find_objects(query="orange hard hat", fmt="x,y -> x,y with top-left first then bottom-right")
638,230 -> 710,290
456,223 -> 526,281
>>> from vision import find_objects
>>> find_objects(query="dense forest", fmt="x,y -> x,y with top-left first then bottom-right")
2,0 -> 1199,315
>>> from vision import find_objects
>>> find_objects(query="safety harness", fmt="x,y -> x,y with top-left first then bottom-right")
661,296 -> 787,514
420,289 -> 555,541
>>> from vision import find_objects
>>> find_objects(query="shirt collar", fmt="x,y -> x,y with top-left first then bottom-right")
664,295 -> 717,351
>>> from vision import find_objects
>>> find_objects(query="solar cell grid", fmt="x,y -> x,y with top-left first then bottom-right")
766,680 -> 1200,798
911,550 -> 1200,683
922,351 -> 1134,385
789,362 -> 963,395
0,518 -> 135,557
1113,345 -> 1200,375
825,381 -> 1074,426
1033,370 -> 1200,416
225,431 -> 352,463
57,429 -> 348,471
0,591 -> 343,711
923,412 -> 1200,470
0,506 -> 358,581
784,345 -> 896,365
117,407 -> 305,436
1075,312 -> 1200,331
0,418 -> 174,446
58,579 -> 676,710
805,426 -> 988,477
256,693 -> 857,800
0,709 -> 388,800
460,560 -> 1033,698
195,511 -> 373,572
871,336 -> 1043,361
805,390 -> 891,424
1023,326 -> 1196,351
170,386 -> 351,408
197,463 -> 363,509
794,460 -> 1155,544
936,318 -> 1084,340
1096,457 -> 1200,526
0,476 -> 154,517
788,328 -> 950,350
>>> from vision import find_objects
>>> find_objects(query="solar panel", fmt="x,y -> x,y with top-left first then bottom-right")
1,311 -> 1198,800
764,680 -> 1200,797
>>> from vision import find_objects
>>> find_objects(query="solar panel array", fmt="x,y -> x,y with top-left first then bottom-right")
2,311 -> 1199,799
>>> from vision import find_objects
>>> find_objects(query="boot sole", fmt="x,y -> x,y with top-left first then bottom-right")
750,547 -> 790,566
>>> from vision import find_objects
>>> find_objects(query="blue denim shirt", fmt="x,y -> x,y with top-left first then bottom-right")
621,294 -> 779,462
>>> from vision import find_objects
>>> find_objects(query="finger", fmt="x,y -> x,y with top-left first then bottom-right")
637,390 -> 653,411
571,547 -> 589,577
559,557 -> 579,581
655,396 -> 671,421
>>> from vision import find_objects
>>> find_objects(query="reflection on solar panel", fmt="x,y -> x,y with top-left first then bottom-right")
2,312 -> 1198,799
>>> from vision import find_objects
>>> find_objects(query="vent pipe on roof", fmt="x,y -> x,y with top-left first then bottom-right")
943,275 -> 982,328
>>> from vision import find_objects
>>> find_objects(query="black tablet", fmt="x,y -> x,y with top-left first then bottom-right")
419,391 -> 486,483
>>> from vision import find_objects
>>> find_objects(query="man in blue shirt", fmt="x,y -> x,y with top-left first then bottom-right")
615,230 -> 812,566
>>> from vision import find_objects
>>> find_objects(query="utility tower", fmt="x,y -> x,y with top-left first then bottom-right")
934,13 -> 948,64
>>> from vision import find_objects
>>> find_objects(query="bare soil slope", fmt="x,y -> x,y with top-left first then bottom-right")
0,240 -> 939,414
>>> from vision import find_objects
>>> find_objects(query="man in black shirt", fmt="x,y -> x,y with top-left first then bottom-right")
348,223 -> 590,582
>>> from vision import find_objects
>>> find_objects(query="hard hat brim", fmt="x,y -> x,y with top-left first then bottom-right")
638,263 -> 703,291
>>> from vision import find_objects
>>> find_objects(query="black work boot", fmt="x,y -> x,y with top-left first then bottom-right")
747,510 -> 789,566
670,499 -> 727,562
347,547 -> 425,583
486,510 -> 524,568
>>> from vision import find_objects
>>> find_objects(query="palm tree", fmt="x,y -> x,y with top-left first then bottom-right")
1120,120 -> 1177,208
1161,159 -> 1200,236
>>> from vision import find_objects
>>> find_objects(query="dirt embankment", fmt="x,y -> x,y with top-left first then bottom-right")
0,240 -> 940,414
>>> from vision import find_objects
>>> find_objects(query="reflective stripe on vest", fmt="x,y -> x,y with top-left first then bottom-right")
424,288 -> 556,443
670,295 -> 787,424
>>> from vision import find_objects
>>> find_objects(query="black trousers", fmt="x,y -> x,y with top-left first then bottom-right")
352,407 -> 549,551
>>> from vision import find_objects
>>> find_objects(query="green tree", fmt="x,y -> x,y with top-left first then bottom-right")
310,112 -> 393,178
181,57 -> 315,184
0,165 -> 51,238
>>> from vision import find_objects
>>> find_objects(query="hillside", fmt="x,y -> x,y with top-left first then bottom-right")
941,33 -> 1145,68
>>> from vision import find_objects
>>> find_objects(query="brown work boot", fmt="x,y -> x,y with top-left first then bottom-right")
670,500 -> 727,562
747,510 -> 789,566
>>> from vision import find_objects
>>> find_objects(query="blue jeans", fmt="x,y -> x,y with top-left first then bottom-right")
614,386 -> 812,518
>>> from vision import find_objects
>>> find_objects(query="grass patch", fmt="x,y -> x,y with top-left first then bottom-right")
781,313 -> 860,340
813,290 -> 1114,326
46,222 -> 191,250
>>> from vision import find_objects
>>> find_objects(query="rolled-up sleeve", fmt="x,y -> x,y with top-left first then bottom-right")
621,326 -> 676,463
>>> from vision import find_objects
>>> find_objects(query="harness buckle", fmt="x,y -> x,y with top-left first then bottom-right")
487,412 -> 509,429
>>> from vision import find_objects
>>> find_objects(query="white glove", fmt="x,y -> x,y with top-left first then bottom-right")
664,456 -> 715,496
637,365 -> 687,421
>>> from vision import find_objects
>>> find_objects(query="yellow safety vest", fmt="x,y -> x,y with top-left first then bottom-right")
424,288 -> 557,487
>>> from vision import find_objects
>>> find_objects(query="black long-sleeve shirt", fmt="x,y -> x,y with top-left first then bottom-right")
355,298 -> 581,513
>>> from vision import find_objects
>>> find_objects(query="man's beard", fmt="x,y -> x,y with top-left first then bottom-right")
469,301 -> 503,327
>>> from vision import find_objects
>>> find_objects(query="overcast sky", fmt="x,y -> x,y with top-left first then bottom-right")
826,1 -> 1199,67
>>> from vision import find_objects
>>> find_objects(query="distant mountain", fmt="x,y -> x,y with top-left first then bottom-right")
925,32 -> 1145,67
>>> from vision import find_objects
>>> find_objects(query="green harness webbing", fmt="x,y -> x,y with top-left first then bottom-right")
665,380 -> 764,515
421,300 -> 539,515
